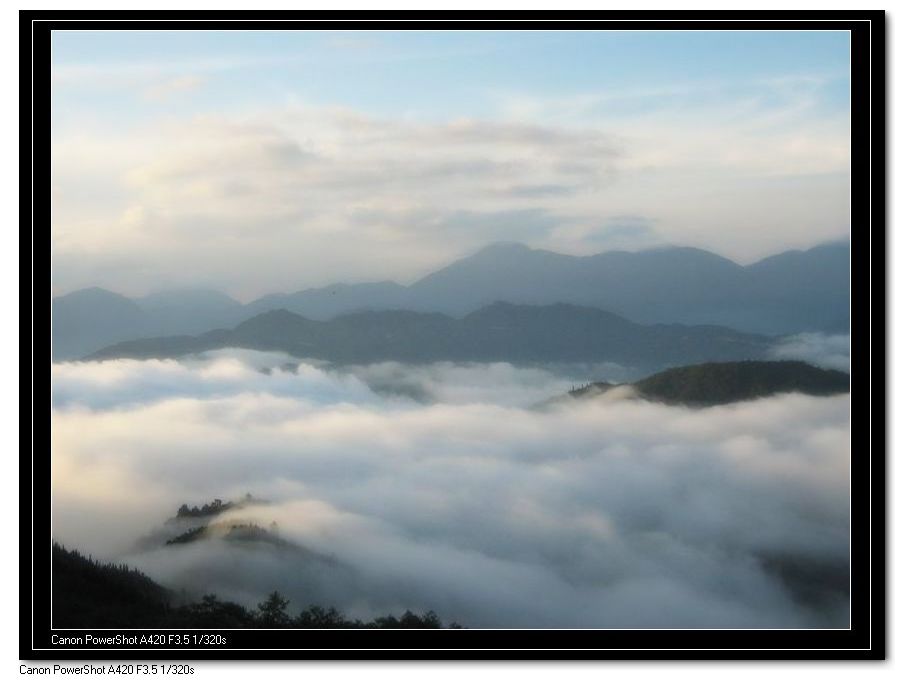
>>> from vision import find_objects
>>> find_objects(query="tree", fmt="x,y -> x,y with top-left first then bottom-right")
256,590 -> 291,627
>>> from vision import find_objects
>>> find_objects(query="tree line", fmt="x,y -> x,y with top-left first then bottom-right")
52,542 -> 457,629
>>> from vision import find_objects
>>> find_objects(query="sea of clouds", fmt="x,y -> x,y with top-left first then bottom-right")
50,350 -> 850,629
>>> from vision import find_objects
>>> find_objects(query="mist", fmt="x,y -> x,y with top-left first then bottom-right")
51,351 -> 849,628
770,333 -> 851,372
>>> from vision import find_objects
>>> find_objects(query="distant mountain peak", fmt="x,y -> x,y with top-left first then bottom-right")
244,307 -> 305,323
54,286 -> 135,303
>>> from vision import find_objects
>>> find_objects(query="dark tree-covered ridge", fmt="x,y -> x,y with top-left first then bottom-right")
52,543 -> 455,629
173,493 -> 267,520
165,521 -> 291,548
567,360 -> 849,407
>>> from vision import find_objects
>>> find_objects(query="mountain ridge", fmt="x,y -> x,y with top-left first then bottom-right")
52,241 -> 849,359
564,360 -> 850,407
88,301 -> 773,370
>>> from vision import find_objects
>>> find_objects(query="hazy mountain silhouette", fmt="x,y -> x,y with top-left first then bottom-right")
89,302 -> 772,370
565,360 -> 849,407
136,288 -> 245,335
236,241 -> 848,333
51,287 -> 149,360
52,242 -> 849,359
52,287 -> 245,360
403,242 -> 849,333
243,281 -> 409,320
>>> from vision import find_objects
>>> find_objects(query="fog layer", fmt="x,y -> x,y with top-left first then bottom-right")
771,333 -> 850,372
51,351 -> 849,628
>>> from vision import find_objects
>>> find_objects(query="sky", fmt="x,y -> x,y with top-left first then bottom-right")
51,30 -> 852,300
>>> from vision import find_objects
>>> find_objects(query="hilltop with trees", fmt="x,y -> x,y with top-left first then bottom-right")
52,543 -> 454,629
565,360 -> 849,407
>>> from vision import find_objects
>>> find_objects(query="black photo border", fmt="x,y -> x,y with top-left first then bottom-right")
21,9 -> 886,661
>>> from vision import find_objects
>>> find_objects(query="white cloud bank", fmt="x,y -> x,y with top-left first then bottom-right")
51,99 -> 850,299
51,352 -> 850,628
771,333 -> 850,372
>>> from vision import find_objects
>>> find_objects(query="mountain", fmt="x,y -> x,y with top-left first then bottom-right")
243,281 -> 409,320
566,360 -> 850,407
51,287 -> 148,360
403,242 -> 849,334
51,543 -> 449,629
52,542 -> 172,628
89,302 -> 772,370
238,243 -> 761,325
51,241 -> 849,359
51,287 -> 244,360
134,496 -> 319,558
408,243 -> 742,315
743,244 -> 850,334
135,288 -> 244,336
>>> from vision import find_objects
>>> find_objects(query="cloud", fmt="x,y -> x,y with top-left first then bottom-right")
563,214 -> 661,251
770,333 -> 850,372
50,31 -> 853,298
342,360 -> 635,406
350,207 -> 566,247
51,351 -> 375,411
51,54 -> 288,92
501,184 -> 577,199
495,73 -> 851,178
51,86 -> 850,299
51,352 -> 850,628
51,108 -> 622,297
142,75 -> 205,102
51,350 -> 647,411
51,350 -> 628,411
